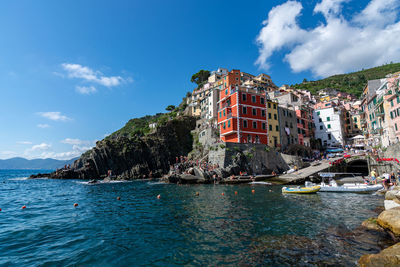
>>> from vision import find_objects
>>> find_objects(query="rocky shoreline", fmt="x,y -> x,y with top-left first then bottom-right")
358,186 -> 400,266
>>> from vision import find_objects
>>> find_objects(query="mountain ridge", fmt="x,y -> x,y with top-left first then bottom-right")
0,157 -> 78,170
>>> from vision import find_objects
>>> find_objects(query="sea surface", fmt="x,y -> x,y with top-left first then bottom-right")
0,169 -> 391,266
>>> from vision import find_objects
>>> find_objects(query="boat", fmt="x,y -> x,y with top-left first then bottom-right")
249,181 -> 272,185
318,180 -> 383,193
282,185 -> 321,194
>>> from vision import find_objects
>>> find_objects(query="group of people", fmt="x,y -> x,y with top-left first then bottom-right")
171,155 -> 220,175
369,169 -> 399,189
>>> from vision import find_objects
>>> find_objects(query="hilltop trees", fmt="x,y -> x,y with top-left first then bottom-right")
191,70 -> 210,86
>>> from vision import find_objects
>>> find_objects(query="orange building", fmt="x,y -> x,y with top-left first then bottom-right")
217,70 -> 269,144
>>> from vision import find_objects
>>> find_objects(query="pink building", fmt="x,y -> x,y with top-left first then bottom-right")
387,75 -> 400,142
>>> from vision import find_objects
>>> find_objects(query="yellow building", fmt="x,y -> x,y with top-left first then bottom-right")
267,100 -> 280,148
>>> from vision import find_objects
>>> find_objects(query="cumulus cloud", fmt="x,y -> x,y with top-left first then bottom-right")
28,143 -> 51,152
39,144 -> 93,160
37,124 -> 50,128
61,138 -> 93,146
75,85 -> 97,95
61,63 -> 125,87
256,0 -> 400,77
16,141 -> 32,145
38,112 -> 71,122
0,151 -> 17,159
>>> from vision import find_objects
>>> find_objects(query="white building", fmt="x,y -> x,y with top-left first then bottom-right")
200,87 -> 218,121
313,107 -> 345,147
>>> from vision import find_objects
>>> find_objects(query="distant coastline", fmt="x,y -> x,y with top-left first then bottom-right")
0,157 -> 77,170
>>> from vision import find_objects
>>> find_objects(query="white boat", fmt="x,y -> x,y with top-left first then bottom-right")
318,180 -> 383,193
249,181 -> 272,185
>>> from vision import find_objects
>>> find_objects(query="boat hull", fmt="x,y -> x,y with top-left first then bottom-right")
282,186 -> 321,194
319,184 -> 383,193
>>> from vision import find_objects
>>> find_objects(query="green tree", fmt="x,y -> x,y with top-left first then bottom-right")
165,105 -> 176,112
191,70 -> 210,86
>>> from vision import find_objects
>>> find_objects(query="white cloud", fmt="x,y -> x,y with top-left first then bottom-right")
61,138 -> 92,146
37,124 -> 51,128
76,85 -> 97,95
28,143 -> 51,152
61,63 -> 125,87
0,151 -> 17,159
38,144 -> 92,160
38,112 -> 71,122
256,0 -> 400,77
16,141 -> 32,145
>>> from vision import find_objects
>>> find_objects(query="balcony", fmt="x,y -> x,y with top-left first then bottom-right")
218,102 -> 231,111
375,110 -> 385,117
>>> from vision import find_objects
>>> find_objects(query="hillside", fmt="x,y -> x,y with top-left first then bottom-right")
0,157 -> 77,170
292,63 -> 400,97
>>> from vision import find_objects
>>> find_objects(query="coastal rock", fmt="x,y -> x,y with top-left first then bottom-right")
362,218 -> 384,232
384,200 -> 400,210
385,190 -> 399,200
358,242 -> 400,267
377,207 -> 400,237
32,116 -> 196,180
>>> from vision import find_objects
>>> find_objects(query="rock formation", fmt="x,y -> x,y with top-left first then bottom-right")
32,116 -> 196,180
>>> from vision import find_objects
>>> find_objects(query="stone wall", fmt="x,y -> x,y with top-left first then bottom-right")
208,143 -> 292,174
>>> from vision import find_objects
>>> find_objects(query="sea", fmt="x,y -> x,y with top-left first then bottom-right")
0,169 -> 392,266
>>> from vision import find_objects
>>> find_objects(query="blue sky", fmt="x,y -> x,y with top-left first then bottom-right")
1,0 -> 399,159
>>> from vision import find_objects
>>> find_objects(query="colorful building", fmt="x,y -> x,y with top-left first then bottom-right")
217,70 -> 269,144
295,105 -> 314,147
267,100 -> 280,147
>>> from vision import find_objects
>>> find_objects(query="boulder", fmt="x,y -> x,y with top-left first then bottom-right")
385,190 -> 400,200
385,200 -> 400,210
358,242 -> 400,266
361,217 -> 384,232
377,207 -> 400,237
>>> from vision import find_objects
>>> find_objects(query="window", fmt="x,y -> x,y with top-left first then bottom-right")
327,117 -> 330,121
273,104 -> 277,109
391,100 -> 394,107
243,120 -> 248,128
268,103 -> 271,108
243,106 -> 247,114
242,93 -> 247,101
223,109 -> 225,116
261,97 -> 265,104
253,121 -> 257,129
219,112 -> 221,118
252,108 -> 257,116
262,110 -> 266,117
268,113 -> 272,119
397,96 -> 400,104
269,124 -> 272,131
396,123 -> 398,131
228,120 -> 231,128
328,134 -> 331,140
235,77 -> 239,81
225,89 -> 228,95
328,124 -> 331,129
391,111 -> 394,119
252,95 -> 256,103
262,123 -> 266,130
290,122 -> 293,128
274,114 -> 277,120
320,125 -> 323,130
276,125 -> 279,131
298,128 -> 301,134
317,111 -> 320,115
223,122 -> 226,129
319,118 -> 322,122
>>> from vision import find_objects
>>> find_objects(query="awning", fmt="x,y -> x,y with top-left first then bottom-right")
351,135 -> 365,140
326,148 -> 344,152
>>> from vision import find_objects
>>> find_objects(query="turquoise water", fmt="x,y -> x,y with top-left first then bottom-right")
0,170 -> 387,266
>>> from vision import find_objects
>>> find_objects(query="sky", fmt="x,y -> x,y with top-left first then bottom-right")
0,0 -> 399,160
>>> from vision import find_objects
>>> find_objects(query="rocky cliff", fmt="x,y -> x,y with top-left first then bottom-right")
37,116 -> 196,180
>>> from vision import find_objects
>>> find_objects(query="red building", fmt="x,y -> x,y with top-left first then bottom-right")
295,105 -> 314,147
217,70 -> 269,144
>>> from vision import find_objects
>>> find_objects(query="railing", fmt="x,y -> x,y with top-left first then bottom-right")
375,110 -> 385,117
375,97 -> 384,107
218,102 -> 231,111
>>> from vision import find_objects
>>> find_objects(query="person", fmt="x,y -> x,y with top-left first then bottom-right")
390,172 -> 397,186
294,165 -> 298,171
213,174 -> 217,184
370,169 -> 377,184
271,171 -> 277,176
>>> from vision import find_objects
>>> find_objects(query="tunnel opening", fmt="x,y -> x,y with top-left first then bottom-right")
346,160 -> 369,176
